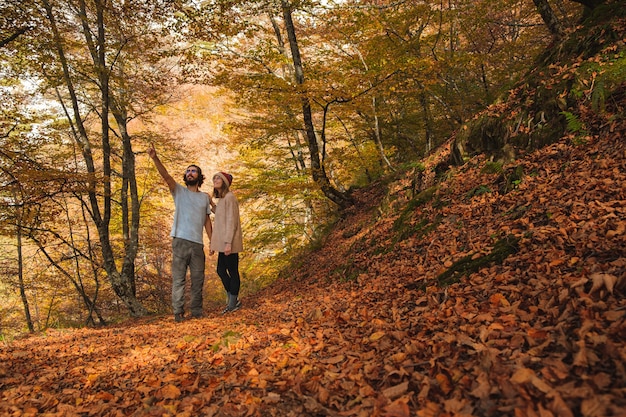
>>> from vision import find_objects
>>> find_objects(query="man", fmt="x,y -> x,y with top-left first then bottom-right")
148,144 -> 212,322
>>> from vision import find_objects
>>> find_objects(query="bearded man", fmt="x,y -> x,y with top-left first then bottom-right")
148,144 -> 213,322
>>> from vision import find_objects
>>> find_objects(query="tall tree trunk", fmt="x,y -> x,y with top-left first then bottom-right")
270,14 -> 307,172
281,0 -> 353,209
533,0 -> 565,39
16,221 -> 34,333
84,0 -> 147,316
352,46 -> 393,171
114,111 -> 141,299
419,91 -> 434,154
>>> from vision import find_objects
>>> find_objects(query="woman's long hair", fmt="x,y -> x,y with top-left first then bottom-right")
212,173 -> 231,198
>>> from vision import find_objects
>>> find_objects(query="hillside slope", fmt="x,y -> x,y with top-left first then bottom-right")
1,91 -> 624,417
1,8 -> 625,417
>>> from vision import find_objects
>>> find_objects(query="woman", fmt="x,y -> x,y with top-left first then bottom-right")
210,172 -> 243,314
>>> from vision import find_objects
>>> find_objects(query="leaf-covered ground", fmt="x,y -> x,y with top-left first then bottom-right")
2,11 -> 626,415
1,107 -> 624,416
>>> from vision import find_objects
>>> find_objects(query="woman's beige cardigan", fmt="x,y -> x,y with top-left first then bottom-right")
210,191 -> 243,253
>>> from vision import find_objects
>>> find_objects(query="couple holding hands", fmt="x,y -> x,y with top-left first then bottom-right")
148,144 -> 243,322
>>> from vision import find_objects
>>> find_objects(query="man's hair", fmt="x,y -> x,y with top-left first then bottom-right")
183,164 -> 205,187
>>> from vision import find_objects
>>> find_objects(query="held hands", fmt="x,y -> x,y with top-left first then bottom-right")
147,143 -> 156,159
225,243 -> 232,256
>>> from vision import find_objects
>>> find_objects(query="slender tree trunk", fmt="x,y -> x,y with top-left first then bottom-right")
371,95 -> 393,170
354,47 -> 393,171
35,241 -> 105,326
419,90 -> 434,154
64,197 -> 105,325
115,113 -> 141,298
281,0 -> 352,209
270,14 -> 307,172
533,0 -> 565,39
16,222 -> 35,333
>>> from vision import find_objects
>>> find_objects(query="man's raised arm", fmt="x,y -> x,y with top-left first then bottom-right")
148,143 -> 176,193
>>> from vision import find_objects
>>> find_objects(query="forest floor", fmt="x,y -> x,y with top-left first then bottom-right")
0,104 -> 625,416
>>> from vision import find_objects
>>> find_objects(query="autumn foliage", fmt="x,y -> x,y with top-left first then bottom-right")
1,74 -> 625,417
1,3 -> 626,417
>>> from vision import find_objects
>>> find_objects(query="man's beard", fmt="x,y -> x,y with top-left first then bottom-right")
184,177 -> 199,187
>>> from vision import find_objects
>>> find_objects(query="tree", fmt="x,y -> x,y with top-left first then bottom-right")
37,0 -> 149,316
2,0 -> 185,318
281,0 -> 354,209
533,0 -> 565,39
0,171 -> 34,332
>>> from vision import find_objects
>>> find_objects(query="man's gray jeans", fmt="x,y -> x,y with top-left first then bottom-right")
171,238 -> 205,316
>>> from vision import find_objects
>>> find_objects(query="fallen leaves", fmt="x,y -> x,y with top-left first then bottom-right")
2,87 -> 626,417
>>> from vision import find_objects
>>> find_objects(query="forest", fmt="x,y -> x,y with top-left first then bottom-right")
0,0 -> 625,414
0,0 -> 610,334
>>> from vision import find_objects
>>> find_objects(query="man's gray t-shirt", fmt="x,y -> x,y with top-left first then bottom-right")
170,183 -> 211,245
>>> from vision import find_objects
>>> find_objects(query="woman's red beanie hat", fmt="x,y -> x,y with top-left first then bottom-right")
215,172 -> 233,186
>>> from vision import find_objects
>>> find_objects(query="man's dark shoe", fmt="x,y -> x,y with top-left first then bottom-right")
191,313 -> 204,319
174,313 -> 185,322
